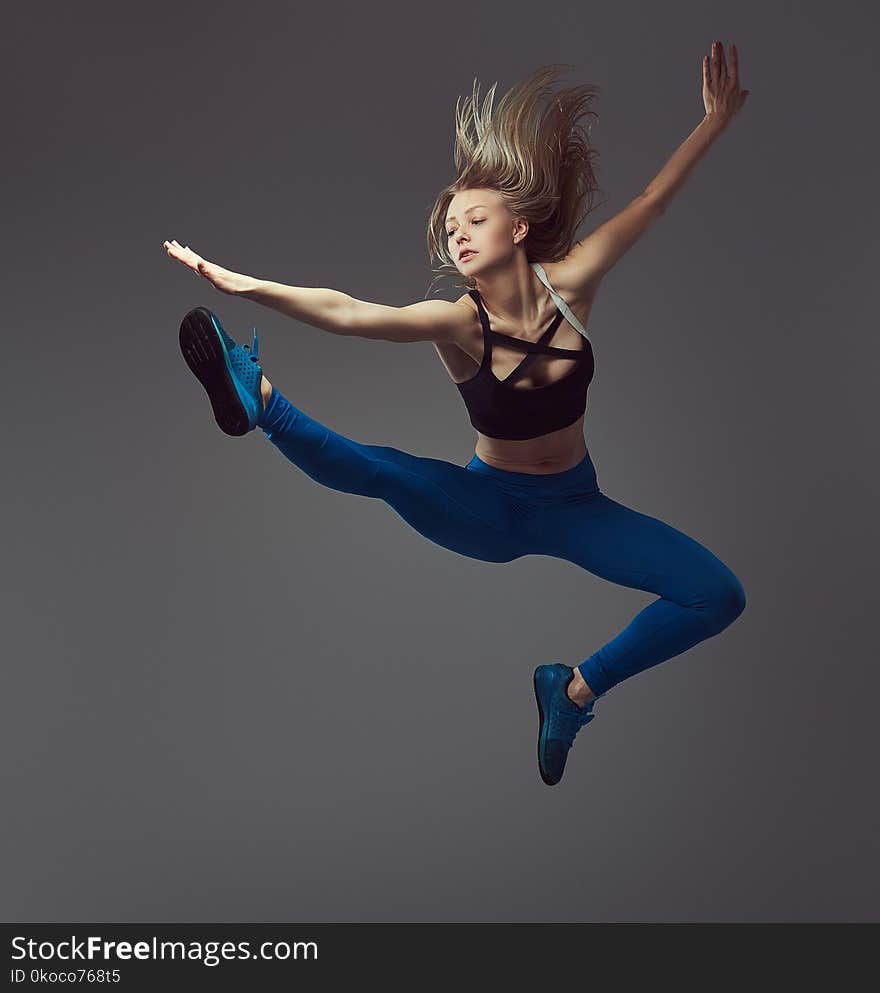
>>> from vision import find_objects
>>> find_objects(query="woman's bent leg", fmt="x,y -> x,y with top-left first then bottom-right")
257,387 -> 523,563
543,493 -> 747,696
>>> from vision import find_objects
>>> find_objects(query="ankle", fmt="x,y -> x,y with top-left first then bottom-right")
260,375 -> 273,407
567,667 -> 596,707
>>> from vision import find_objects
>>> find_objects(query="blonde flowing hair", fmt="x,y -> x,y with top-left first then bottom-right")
426,63 -> 605,296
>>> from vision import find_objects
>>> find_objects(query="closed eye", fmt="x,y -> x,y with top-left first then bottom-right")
447,218 -> 485,237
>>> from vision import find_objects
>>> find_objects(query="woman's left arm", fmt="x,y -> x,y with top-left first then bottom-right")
642,40 -> 750,212
554,41 -> 750,295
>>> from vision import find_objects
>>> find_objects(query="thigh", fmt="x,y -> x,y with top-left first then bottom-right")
359,443 -> 527,563
542,491 -> 743,608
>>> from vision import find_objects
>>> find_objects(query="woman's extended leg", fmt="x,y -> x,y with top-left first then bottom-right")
542,491 -> 747,698
256,384 -> 524,564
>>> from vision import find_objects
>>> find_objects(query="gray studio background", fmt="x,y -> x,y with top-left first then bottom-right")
2,0 -> 877,922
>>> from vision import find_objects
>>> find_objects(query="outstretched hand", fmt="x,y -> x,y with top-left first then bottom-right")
162,240 -> 251,295
702,40 -> 750,129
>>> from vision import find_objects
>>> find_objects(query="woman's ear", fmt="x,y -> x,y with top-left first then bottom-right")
512,217 -> 529,244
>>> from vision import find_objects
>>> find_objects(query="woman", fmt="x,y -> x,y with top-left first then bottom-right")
164,47 -> 750,787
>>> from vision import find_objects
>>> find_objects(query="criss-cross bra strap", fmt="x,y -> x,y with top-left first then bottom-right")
469,289 -> 587,386
493,312 -> 565,387
494,336 -> 584,356
469,291 -> 581,356
531,262 -> 590,340
494,309 -> 564,351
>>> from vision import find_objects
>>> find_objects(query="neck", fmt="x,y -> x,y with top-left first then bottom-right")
473,257 -> 543,327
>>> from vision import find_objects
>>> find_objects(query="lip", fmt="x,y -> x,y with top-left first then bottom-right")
459,251 -> 478,262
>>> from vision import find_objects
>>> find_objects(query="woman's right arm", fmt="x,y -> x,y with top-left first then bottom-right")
238,278 -> 354,336
163,240 -> 467,344
241,278 -> 469,345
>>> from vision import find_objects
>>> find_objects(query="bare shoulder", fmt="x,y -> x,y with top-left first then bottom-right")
414,295 -> 477,344
450,291 -> 481,345
453,290 -> 477,316
440,292 -> 480,344
431,292 -> 482,382
534,258 -> 600,318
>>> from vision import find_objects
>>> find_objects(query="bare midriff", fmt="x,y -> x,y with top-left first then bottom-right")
473,414 -> 588,474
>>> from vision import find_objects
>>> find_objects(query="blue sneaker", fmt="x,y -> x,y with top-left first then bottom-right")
179,306 -> 264,435
533,664 -> 600,786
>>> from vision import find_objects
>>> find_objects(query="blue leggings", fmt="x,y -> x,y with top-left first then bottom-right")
257,387 -> 746,697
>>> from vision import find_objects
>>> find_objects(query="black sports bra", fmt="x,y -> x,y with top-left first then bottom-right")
454,263 -> 595,440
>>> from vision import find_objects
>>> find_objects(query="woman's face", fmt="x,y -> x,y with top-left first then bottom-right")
445,189 -> 524,275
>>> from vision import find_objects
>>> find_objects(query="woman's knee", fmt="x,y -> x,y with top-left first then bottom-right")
702,570 -> 747,633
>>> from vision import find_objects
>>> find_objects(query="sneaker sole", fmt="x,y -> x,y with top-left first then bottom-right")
179,307 -> 254,436
533,668 -> 559,787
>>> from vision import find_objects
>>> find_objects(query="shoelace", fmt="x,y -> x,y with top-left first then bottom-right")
548,700 -> 595,747
240,327 -> 260,362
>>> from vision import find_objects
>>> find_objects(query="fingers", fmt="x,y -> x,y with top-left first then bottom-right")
706,41 -> 742,92
163,239 -> 207,276
712,40 -> 726,84
701,40 -> 749,122
163,240 -> 226,284
163,239 -> 197,262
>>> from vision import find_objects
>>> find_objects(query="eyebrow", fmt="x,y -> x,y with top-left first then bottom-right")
445,205 -> 486,224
